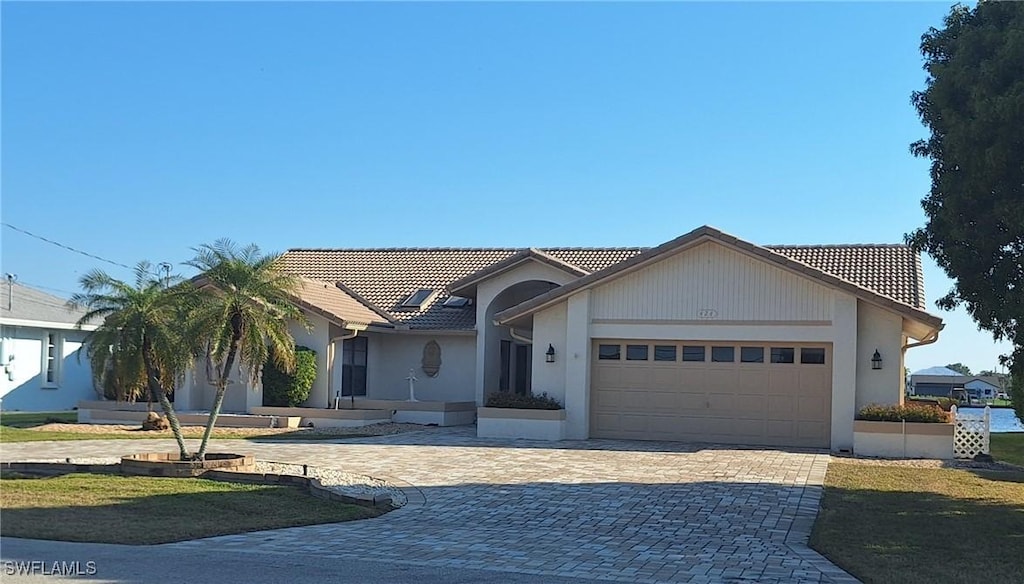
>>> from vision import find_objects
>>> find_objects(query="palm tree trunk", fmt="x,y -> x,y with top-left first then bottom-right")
195,338 -> 240,460
141,337 -> 190,460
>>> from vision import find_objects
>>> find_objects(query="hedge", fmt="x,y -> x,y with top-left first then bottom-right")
262,346 -> 317,407
856,402 -> 949,423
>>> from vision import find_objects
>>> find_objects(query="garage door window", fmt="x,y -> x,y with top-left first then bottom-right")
711,346 -> 735,363
654,345 -> 677,361
626,345 -> 649,361
682,346 -> 705,362
740,347 -> 764,363
598,344 -> 621,360
801,348 -> 826,364
770,347 -> 795,363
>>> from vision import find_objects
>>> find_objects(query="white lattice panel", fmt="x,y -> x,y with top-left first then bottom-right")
952,406 -> 990,459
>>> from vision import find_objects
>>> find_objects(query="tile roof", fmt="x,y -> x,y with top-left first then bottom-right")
281,236 -> 930,330
292,277 -> 387,327
279,248 -> 643,329
766,244 -> 926,309
0,282 -> 90,328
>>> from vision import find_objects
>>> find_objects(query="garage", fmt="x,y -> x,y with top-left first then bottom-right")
590,340 -> 832,447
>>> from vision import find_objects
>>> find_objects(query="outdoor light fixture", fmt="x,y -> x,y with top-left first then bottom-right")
871,349 -> 883,370
546,344 -> 556,363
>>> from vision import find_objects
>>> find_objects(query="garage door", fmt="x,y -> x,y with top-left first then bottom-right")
590,341 -> 831,448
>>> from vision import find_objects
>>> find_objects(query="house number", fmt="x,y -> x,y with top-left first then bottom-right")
697,309 -> 718,319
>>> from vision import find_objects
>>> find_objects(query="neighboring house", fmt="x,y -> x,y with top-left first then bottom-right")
0,282 -> 96,411
177,225 -> 943,452
910,367 -> 1007,400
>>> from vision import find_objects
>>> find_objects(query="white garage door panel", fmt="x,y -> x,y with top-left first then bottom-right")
591,341 -> 832,448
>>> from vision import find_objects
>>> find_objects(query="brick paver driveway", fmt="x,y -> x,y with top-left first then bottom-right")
0,427 -> 856,583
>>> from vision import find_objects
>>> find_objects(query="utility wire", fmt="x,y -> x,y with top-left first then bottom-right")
2,222 -> 135,271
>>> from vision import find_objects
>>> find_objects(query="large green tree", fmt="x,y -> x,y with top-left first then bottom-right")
945,363 -> 973,376
907,1 -> 1024,421
188,240 -> 308,460
71,263 -> 196,460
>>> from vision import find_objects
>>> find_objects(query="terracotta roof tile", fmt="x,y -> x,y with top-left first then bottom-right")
766,244 -> 926,309
292,277 -> 385,327
281,240 -> 928,330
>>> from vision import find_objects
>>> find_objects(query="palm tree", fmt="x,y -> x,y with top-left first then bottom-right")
188,240 -> 307,460
71,263 -> 196,460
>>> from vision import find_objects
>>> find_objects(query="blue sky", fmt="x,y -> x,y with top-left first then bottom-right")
0,2 -> 1010,375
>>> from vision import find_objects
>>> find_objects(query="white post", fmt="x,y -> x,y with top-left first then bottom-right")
983,405 -> 991,454
406,369 -> 418,402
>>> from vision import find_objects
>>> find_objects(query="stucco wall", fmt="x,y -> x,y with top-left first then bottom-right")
531,303 -> 568,405
366,333 -> 476,402
855,300 -> 904,411
0,326 -> 94,411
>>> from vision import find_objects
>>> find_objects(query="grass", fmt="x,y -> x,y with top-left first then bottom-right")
810,463 -> 1024,584
992,433 -> 1024,467
0,411 -> 373,443
0,473 -> 379,544
0,411 -> 78,427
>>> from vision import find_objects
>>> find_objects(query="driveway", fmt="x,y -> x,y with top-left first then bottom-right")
0,427 -> 857,583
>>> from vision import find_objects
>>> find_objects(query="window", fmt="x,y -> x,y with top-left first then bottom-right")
341,336 -> 368,396
682,346 -> 705,362
711,346 -> 735,363
42,332 -> 61,388
401,289 -> 435,309
499,340 -> 511,391
598,344 -> 621,360
654,345 -> 677,362
442,296 -> 471,308
771,347 -> 795,364
801,348 -> 826,364
626,345 -> 649,361
740,347 -> 764,363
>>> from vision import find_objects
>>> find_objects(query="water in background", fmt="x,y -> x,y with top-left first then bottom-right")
960,407 -> 1024,433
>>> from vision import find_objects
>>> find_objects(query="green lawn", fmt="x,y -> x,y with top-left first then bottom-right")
0,411 -> 78,427
992,433 -> 1024,466
0,473 -> 379,544
811,463 -> 1024,584
0,411 -> 372,442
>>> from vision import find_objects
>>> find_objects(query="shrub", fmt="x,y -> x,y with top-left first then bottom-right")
856,402 -> 949,423
262,346 -> 317,407
485,391 -> 562,410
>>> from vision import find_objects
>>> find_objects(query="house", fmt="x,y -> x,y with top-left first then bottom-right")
0,282 -> 97,411
909,367 -> 1008,400
176,225 -> 943,452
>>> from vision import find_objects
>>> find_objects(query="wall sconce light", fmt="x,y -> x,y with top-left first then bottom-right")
545,344 -> 556,363
871,349 -> 882,370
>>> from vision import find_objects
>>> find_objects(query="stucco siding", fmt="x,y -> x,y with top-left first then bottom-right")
531,303 -> 568,405
855,301 -> 903,411
0,326 -> 94,411
591,242 -> 834,322
366,334 -> 476,402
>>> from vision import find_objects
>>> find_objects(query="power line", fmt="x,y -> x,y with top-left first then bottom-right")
2,222 -> 135,271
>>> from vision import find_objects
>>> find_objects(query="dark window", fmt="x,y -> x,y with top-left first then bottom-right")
442,296 -> 470,308
711,346 -> 735,363
682,346 -> 705,362
654,345 -> 677,362
626,345 -> 648,361
740,347 -> 764,363
341,336 -> 368,396
401,288 -> 434,308
801,348 -> 826,364
598,344 -> 621,360
771,347 -> 795,364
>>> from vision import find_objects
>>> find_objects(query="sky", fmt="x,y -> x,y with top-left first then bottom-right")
0,1 -> 1012,375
